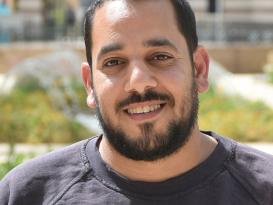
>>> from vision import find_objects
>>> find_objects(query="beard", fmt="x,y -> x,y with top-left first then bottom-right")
94,82 -> 199,161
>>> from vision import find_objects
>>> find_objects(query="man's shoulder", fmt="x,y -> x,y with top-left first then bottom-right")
7,139 -> 86,178
226,138 -> 273,180
221,136 -> 273,204
0,138 -> 95,204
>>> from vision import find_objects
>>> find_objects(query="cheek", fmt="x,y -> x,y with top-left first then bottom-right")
159,59 -> 190,80
158,68 -> 193,111
94,77 -> 112,102
159,67 -> 191,93
93,75 -> 122,113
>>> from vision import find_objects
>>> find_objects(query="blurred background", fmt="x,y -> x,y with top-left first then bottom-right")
0,0 -> 273,178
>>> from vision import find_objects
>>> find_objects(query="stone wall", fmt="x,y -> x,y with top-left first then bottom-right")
0,42 -> 85,73
205,43 -> 273,73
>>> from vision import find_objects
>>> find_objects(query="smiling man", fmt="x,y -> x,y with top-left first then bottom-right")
81,0 -> 216,181
1,0 -> 273,204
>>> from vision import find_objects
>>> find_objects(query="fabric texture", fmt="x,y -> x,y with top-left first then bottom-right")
0,132 -> 273,205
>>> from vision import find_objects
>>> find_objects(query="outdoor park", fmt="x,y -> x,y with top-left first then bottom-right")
0,0 -> 273,179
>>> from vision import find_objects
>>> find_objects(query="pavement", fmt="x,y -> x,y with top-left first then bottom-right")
0,73 -> 16,94
246,143 -> 273,155
0,144 -> 65,163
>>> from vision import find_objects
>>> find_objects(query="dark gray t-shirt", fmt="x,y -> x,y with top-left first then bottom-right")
0,132 -> 273,205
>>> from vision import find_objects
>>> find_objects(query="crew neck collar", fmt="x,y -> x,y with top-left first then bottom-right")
85,131 -> 235,198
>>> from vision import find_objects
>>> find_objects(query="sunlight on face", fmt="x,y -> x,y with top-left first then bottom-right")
105,0 -> 132,22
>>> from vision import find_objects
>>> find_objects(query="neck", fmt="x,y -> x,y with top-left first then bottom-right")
99,128 -> 217,182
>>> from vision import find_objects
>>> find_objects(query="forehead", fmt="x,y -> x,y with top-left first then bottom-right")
93,0 -> 180,36
93,0 -> 178,29
91,0 -> 187,61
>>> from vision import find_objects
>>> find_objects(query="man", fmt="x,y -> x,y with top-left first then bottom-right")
0,0 -> 273,204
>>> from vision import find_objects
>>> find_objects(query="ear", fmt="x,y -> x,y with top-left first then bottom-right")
193,46 -> 209,93
81,62 -> 96,108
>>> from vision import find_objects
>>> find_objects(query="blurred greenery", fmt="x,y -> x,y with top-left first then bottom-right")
0,77 -> 95,144
199,86 -> 273,142
66,77 -> 91,113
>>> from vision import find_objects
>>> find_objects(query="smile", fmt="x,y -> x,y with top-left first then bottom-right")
127,104 -> 161,114
121,99 -> 168,121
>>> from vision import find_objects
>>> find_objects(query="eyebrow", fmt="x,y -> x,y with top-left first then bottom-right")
97,43 -> 124,61
96,38 -> 178,61
143,38 -> 178,52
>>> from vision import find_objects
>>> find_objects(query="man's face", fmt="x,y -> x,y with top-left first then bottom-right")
87,0 -> 202,161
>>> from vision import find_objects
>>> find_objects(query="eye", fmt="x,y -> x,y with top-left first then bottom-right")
152,54 -> 172,61
148,53 -> 175,67
103,58 -> 125,67
100,57 -> 127,75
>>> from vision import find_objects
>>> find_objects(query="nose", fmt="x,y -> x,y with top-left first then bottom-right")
125,62 -> 157,93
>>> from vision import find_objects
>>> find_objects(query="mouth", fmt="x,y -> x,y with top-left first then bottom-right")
123,102 -> 166,121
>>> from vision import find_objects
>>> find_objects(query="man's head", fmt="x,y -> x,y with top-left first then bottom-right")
82,0 -> 209,161
84,0 -> 198,68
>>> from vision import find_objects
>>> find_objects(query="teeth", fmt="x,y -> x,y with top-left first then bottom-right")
127,104 -> 161,114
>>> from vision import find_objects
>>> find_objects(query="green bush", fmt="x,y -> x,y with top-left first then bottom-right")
199,87 -> 273,142
0,86 -> 95,144
15,75 -> 46,93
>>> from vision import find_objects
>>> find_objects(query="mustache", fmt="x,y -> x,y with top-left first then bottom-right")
116,90 -> 174,111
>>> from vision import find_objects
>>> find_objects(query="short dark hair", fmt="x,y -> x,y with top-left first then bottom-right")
84,0 -> 198,67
